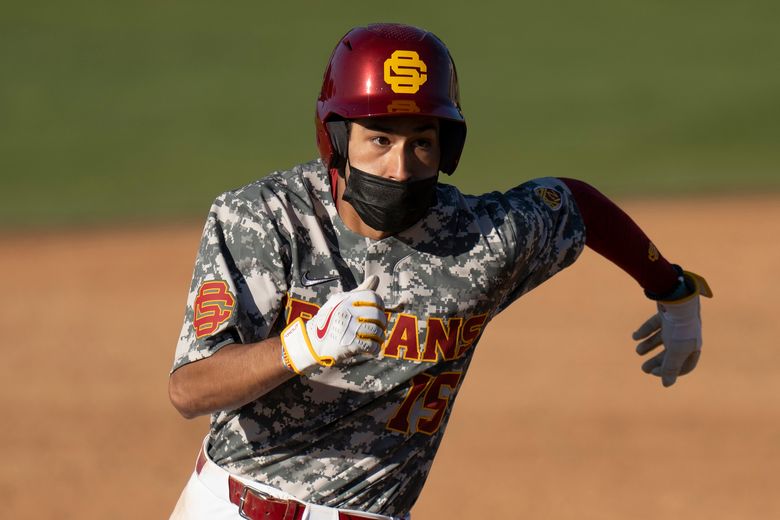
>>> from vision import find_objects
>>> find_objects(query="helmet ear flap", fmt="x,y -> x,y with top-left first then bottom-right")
326,120 -> 349,170
439,121 -> 467,175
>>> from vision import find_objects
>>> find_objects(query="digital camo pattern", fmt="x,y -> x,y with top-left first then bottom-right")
173,159 -> 585,516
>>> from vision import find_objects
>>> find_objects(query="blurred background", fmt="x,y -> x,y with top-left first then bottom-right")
1,0 -> 778,228
1,1 -> 779,519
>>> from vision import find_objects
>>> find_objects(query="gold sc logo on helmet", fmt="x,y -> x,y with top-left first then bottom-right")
384,50 -> 428,94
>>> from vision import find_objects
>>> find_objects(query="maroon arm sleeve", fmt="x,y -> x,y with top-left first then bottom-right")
559,178 -> 680,296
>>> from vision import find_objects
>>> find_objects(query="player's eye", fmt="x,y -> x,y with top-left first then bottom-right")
370,136 -> 391,146
414,138 -> 433,150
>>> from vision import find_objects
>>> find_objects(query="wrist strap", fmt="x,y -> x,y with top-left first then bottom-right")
645,265 -> 714,302
280,318 -> 336,375
645,264 -> 688,301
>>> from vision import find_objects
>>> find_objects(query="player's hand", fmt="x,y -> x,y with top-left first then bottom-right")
632,271 -> 713,387
280,275 -> 387,375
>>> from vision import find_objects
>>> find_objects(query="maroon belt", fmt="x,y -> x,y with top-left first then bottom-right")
196,447 -> 380,520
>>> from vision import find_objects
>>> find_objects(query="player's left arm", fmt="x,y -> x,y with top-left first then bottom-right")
560,178 -> 713,387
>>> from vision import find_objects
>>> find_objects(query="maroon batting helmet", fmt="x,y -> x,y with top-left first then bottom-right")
316,23 -> 467,178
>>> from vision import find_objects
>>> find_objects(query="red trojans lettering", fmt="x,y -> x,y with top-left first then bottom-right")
194,281 -> 236,338
285,294 -> 488,363
457,313 -> 488,357
382,314 -> 420,360
383,313 -> 487,362
287,298 -> 320,323
422,317 -> 462,362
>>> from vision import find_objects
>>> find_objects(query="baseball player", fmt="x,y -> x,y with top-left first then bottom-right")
168,23 -> 712,520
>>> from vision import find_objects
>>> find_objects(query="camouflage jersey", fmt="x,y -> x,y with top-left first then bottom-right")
173,159 -> 585,516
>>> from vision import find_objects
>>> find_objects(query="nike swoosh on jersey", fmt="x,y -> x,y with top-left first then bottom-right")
301,271 -> 341,287
316,301 -> 343,339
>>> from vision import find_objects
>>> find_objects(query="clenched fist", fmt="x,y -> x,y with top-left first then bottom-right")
281,275 -> 387,375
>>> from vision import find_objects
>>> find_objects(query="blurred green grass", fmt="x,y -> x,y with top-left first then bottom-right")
1,0 -> 778,228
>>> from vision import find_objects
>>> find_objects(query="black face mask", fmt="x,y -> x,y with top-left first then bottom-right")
342,164 -> 438,234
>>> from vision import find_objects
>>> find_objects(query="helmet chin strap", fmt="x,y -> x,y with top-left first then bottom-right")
328,167 -> 341,205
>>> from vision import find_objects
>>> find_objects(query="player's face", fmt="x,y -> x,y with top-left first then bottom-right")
347,116 -> 441,182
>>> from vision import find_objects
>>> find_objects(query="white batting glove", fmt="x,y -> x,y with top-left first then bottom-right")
632,271 -> 713,387
280,275 -> 387,375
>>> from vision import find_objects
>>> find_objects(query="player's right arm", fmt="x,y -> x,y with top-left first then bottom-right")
169,336 -> 292,419
170,185 -> 387,417
169,276 -> 386,418
168,190 -> 294,418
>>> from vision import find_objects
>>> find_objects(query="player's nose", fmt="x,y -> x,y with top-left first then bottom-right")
385,146 -> 415,182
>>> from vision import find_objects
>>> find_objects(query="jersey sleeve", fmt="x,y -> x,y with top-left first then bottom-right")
171,190 -> 290,372
494,177 -> 586,313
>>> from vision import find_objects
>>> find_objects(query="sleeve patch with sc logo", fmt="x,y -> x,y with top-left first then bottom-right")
193,280 -> 235,338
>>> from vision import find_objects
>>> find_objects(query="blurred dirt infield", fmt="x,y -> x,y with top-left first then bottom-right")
1,196 -> 778,519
